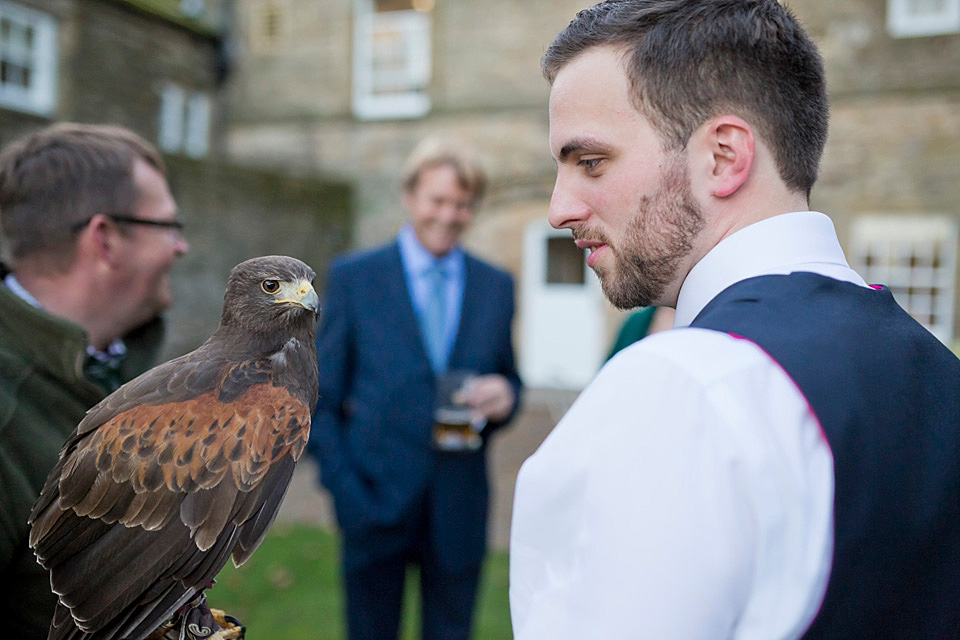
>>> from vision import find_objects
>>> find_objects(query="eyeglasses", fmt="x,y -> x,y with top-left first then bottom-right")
71,214 -> 185,233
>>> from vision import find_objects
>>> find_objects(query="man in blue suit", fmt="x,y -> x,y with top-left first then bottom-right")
308,136 -> 522,640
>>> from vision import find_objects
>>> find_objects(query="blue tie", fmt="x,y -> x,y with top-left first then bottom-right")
423,263 -> 448,372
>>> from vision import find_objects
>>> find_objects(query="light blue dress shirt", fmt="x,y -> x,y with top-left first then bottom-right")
397,225 -> 465,370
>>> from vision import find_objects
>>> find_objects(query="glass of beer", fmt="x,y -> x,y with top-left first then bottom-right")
432,369 -> 485,451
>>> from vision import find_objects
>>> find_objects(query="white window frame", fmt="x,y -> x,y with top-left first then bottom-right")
352,0 -> 431,120
0,1 -> 56,116
887,0 -> 960,37
158,83 -> 185,153
158,82 -> 211,158
849,214 -> 958,345
184,92 -> 210,158
181,0 -> 205,18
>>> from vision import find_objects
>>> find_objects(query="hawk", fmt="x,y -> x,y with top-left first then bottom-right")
29,255 -> 320,640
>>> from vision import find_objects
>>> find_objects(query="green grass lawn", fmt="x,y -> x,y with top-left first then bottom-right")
211,523 -> 513,640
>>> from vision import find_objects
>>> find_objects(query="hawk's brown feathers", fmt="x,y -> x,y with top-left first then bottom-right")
29,255 -> 320,640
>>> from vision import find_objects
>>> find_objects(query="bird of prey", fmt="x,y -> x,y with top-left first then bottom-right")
29,255 -> 320,640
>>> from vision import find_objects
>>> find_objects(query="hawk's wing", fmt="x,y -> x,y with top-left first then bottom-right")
30,352 -> 311,640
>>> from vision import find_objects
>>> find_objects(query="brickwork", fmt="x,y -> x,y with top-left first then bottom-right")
228,0 -> 354,121
225,0 -> 588,260
792,0 -> 960,323
160,157 -> 351,359
66,0 -> 222,145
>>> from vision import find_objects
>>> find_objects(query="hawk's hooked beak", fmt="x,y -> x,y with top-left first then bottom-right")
277,279 -> 320,313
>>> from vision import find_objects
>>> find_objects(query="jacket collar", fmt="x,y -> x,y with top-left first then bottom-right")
0,271 -> 102,397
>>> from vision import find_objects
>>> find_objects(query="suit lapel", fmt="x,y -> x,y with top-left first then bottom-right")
449,255 -> 483,367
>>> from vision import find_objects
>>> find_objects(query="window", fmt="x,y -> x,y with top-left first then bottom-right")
545,236 -> 586,285
158,84 -> 184,153
0,1 -> 56,116
184,92 -> 210,158
352,0 -> 431,120
181,0 -> 205,18
158,83 -> 211,158
887,0 -> 960,37
849,215 -> 957,345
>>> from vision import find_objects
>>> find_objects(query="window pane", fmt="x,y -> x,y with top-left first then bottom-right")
0,2 -> 57,115
909,0 -> 949,16
158,84 -> 185,152
850,215 -> 957,344
545,237 -> 586,285
353,0 -> 431,119
184,92 -> 211,158
888,0 -> 960,36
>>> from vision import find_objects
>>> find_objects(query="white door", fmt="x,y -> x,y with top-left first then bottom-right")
520,219 -> 606,389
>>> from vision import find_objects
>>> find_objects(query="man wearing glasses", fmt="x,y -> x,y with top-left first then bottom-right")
0,123 -> 189,638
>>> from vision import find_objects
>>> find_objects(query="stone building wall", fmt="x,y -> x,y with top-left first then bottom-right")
162,157 -> 351,359
793,0 -> 960,229
225,0 -> 586,251
0,0 -> 224,147
64,0 -> 223,147
794,0 -> 960,344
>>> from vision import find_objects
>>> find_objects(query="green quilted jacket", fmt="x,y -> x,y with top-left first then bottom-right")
0,275 -> 164,638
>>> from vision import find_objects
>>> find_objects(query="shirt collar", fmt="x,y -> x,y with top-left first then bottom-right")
397,224 -> 464,277
674,211 -> 867,327
4,272 -> 41,308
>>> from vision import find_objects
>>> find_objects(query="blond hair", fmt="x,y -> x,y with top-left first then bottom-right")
400,136 -> 487,205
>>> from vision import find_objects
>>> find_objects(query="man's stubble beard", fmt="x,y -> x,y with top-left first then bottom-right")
594,155 -> 705,310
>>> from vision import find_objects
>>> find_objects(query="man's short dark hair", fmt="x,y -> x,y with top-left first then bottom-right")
0,123 -> 166,270
542,0 -> 828,197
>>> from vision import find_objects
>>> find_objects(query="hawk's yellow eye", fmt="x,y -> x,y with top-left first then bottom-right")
261,279 -> 281,294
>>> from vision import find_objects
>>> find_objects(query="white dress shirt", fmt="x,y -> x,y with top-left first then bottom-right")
509,212 -> 868,639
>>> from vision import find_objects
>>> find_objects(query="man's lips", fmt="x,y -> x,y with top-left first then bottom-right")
575,239 -> 608,268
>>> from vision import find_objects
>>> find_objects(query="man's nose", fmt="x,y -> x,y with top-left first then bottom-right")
439,202 -> 459,221
173,232 -> 189,256
439,200 -> 473,223
547,174 -> 589,230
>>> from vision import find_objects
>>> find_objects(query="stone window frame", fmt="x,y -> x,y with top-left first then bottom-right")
351,0 -> 431,121
887,0 -> 960,37
157,82 -> 211,158
0,0 -> 56,116
848,214 -> 958,345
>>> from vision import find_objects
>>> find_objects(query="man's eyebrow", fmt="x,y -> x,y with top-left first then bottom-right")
557,137 -> 611,162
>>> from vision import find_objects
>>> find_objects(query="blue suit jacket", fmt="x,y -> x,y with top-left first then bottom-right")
308,242 -> 522,571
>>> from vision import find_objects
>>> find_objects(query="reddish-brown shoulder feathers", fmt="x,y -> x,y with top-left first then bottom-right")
29,256 -> 319,640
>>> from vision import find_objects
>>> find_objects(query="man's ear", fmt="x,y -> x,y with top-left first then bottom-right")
78,214 -> 122,268
703,115 -> 755,198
